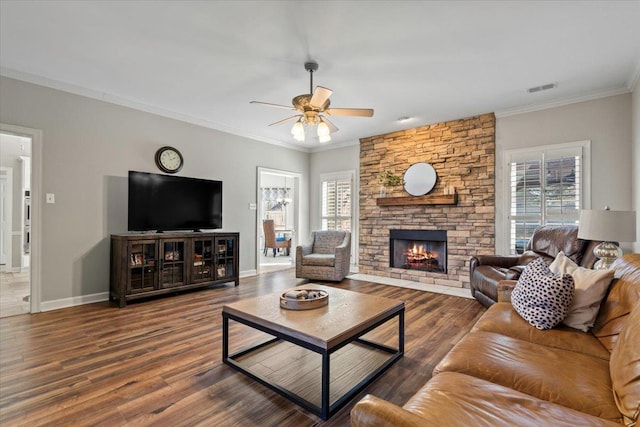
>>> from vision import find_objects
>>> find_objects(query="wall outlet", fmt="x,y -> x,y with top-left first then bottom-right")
249,203 -> 257,210
46,193 -> 55,204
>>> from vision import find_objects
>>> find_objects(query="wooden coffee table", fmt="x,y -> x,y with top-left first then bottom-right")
222,284 -> 405,420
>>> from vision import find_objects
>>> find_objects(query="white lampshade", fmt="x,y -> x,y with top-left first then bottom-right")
578,209 -> 636,242
291,120 -> 305,141
318,134 -> 331,143
317,121 -> 330,137
317,119 -> 331,143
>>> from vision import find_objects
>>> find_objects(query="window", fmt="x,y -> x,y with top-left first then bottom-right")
320,172 -> 353,232
506,141 -> 590,254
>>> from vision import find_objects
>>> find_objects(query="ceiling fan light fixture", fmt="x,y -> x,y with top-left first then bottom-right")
252,61 -> 373,144
317,120 -> 330,137
317,118 -> 331,142
291,119 -> 305,141
318,134 -> 331,143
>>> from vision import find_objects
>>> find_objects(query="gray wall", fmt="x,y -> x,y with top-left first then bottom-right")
0,76 -> 310,303
496,94 -> 634,253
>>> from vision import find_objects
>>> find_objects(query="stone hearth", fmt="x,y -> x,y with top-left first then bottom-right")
359,113 -> 495,289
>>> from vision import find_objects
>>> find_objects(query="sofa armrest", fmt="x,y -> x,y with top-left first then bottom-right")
334,233 -> 351,262
335,241 -> 350,256
499,265 -> 526,281
497,280 -> 517,303
296,244 -> 312,258
351,395 -> 427,427
516,250 -> 543,265
470,254 -> 521,271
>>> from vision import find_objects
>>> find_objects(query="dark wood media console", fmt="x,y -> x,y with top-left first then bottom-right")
110,231 -> 239,307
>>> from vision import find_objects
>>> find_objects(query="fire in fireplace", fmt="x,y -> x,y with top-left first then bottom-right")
389,229 -> 447,273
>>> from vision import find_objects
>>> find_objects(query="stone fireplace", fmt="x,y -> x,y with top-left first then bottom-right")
359,113 -> 496,289
390,229 -> 447,273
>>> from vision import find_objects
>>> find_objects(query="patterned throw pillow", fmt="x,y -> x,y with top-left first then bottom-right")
511,257 -> 575,330
549,251 -> 614,332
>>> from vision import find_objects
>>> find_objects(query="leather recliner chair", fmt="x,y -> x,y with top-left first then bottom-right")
469,225 -> 601,307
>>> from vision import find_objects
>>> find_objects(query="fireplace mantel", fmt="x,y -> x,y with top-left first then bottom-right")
376,193 -> 458,206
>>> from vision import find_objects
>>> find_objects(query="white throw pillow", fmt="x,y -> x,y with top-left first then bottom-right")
549,251 -> 615,332
511,257 -> 575,330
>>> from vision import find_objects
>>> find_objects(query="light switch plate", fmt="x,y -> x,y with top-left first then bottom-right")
46,193 -> 55,204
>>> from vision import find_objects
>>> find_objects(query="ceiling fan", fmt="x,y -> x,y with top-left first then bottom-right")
250,61 -> 374,143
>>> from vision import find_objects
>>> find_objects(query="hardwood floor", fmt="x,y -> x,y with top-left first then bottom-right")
0,268 -> 485,426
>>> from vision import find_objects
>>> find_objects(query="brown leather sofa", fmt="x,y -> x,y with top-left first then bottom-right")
351,253 -> 640,427
470,225 -> 601,307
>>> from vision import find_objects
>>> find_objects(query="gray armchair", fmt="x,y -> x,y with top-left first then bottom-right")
296,230 -> 351,281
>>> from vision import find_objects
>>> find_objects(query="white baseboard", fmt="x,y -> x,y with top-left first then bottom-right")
240,269 -> 257,278
39,271 -> 258,312
40,292 -> 109,312
346,273 -> 473,299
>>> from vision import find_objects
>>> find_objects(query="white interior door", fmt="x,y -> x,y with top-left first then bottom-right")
0,169 -> 12,266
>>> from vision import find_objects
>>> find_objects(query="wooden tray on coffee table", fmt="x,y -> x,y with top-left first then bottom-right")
280,289 -> 328,310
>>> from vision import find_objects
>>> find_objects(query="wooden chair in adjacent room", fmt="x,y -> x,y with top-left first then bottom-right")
262,219 -> 291,257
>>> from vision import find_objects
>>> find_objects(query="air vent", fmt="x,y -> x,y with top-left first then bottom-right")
527,83 -> 557,93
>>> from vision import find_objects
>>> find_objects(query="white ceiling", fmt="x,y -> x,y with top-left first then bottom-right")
1,1 -> 639,151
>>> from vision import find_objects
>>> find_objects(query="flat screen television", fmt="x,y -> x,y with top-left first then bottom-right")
128,171 -> 222,231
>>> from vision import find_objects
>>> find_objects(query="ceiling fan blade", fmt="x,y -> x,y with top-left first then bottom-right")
250,101 -> 295,110
321,116 -> 339,133
268,115 -> 302,127
325,108 -> 374,117
309,86 -> 333,109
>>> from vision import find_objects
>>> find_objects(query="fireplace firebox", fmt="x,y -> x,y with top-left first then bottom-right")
389,229 -> 447,273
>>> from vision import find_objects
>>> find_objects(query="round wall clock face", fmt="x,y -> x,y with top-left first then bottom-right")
155,146 -> 183,174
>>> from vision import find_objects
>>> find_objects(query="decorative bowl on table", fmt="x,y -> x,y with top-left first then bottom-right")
279,289 -> 329,310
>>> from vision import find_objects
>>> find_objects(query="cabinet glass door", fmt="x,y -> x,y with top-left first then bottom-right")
160,240 -> 186,287
128,241 -> 157,293
193,238 -> 214,282
215,236 -> 235,280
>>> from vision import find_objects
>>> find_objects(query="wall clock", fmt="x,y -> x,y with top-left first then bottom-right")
155,146 -> 183,174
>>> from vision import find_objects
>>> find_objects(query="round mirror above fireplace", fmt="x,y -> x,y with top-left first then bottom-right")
403,162 -> 437,196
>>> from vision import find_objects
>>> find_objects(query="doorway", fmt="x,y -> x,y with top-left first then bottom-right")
257,168 -> 300,274
0,132 -> 32,317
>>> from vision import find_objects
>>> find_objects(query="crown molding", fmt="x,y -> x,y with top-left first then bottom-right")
309,138 -> 359,153
0,67 -> 311,153
495,86 -> 631,118
627,60 -> 640,92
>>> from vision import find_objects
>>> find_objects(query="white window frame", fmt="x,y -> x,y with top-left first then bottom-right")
319,170 -> 356,263
320,171 -> 354,231
502,140 -> 591,254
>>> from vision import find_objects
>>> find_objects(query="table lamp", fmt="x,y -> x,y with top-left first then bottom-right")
577,207 -> 637,270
